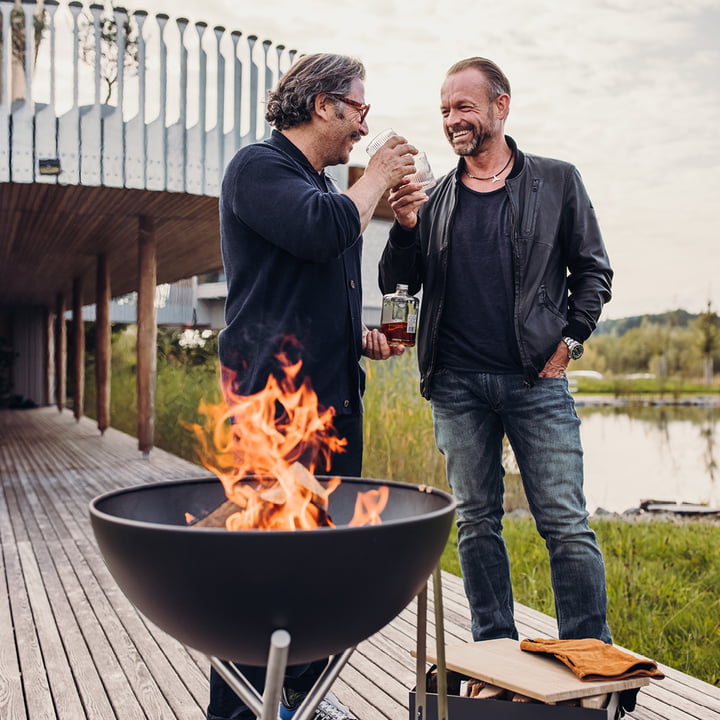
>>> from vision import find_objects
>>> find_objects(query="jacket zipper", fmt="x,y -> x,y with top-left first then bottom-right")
507,177 -> 537,386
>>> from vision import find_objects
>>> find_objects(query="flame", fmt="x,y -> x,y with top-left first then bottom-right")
348,485 -> 389,526
187,351 -> 388,530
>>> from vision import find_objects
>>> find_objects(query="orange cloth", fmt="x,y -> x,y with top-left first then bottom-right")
519,638 -> 665,682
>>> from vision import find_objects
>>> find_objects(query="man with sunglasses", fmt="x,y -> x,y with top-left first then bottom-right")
213,53 -> 415,720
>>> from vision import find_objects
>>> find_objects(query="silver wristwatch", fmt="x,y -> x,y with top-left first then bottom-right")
562,336 -> 584,360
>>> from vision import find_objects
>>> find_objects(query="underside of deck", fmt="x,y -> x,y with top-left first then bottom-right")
1,408 -> 718,719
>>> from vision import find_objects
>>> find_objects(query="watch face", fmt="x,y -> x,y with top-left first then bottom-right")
564,337 -> 584,360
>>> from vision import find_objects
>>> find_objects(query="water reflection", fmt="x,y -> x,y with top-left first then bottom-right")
578,403 -> 718,513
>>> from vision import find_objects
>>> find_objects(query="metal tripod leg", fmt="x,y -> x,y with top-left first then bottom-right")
209,655 -> 265,719
209,629 -> 356,720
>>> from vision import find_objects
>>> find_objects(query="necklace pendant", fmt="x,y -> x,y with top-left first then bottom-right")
491,175 -> 499,182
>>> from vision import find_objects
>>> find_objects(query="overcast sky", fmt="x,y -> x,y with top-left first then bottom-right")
125,0 -> 719,320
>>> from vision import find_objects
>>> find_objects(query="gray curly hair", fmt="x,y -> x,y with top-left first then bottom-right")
265,53 -> 366,130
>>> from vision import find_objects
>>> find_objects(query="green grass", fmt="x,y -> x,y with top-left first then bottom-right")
85,349 -> 223,465
574,375 -> 719,396
440,518 -> 720,686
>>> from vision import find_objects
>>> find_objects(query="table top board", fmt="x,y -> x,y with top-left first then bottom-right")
425,639 -> 650,703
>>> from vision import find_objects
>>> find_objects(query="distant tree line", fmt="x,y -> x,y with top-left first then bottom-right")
595,309 -> 698,336
584,305 -> 719,382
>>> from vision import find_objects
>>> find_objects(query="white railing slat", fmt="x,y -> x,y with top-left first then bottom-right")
2,1 -> 295,195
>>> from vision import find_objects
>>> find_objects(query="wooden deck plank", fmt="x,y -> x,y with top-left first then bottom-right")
30,474 -> 182,718
1,479 -> 55,719
5,471 -> 146,719
16,539 -> 90,719
0,491 -> 30,720
35,466 -> 210,717
44,482 -> 207,718
1,407 -> 719,720
11,466 -> 123,718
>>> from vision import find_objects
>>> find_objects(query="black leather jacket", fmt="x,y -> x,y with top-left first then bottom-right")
379,136 -> 613,397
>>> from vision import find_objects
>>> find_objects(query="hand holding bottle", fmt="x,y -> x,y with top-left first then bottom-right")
362,328 -> 405,359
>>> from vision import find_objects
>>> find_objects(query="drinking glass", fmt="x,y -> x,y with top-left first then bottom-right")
366,129 -> 436,189
366,128 -> 398,156
407,152 -> 436,190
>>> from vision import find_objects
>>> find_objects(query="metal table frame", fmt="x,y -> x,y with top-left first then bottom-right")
414,566 -> 449,720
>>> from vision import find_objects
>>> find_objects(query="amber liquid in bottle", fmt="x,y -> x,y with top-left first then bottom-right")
380,284 -> 419,347
380,321 -> 416,347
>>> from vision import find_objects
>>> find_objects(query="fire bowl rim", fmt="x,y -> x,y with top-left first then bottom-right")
89,475 -> 456,533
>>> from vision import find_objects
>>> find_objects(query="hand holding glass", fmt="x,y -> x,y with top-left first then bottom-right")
366,129 -> 436,190
366,128 -> 399,157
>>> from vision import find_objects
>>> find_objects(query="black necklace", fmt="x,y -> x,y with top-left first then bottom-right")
465,152 -> 514,182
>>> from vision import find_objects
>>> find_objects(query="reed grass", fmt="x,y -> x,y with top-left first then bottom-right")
361,349 -> 447,489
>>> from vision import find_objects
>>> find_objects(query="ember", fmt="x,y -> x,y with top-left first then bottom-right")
187,352 -> 388,530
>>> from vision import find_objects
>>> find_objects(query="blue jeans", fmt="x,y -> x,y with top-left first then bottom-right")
430,371 -> 611,644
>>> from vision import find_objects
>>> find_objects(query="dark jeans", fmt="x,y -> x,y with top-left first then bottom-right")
207,413 -> 363,720
431,371 -> 612,644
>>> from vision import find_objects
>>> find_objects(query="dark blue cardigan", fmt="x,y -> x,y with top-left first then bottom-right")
218,130 -> 365,414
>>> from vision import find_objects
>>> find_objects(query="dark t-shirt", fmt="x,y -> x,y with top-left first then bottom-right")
437,183 -> 523,374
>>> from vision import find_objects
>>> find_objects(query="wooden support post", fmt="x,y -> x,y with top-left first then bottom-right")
45,306 -> 54,407
55,293 -> 66,411
136,215 -> 157,455
72,277 -> 85,421
96,254 -> 111,434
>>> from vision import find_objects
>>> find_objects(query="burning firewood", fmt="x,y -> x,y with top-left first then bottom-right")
187,358 -> 388,530
192,500 -> 245,528
192,462 -> 333,529
270,461 -> 330,510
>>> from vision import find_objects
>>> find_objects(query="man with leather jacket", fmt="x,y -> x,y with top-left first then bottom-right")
379,57 -> 614,644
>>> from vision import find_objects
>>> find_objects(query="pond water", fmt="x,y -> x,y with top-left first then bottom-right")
576,402 -> 719,513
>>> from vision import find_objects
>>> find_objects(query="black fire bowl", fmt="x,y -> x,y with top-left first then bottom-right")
89,477 -> 456,666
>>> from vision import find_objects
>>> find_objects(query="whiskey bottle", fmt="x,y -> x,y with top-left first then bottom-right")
380,284 -> 419,347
